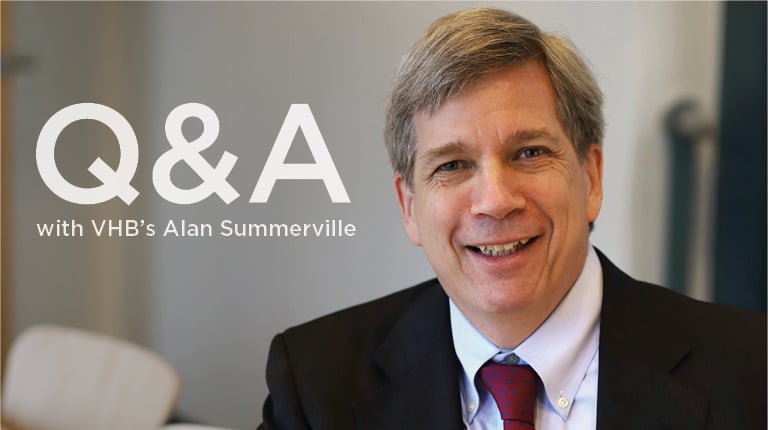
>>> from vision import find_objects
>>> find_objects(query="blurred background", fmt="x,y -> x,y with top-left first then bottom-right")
2,2 -> 765,429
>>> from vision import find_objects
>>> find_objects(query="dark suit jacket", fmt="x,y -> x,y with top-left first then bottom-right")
260,251 -> 766,429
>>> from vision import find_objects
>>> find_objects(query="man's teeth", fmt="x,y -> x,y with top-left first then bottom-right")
477,239 -> 530,257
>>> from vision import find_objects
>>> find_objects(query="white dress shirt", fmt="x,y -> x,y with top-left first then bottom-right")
450,246 -> 603,429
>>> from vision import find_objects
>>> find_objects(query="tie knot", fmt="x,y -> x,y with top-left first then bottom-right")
479,361 -> 537,427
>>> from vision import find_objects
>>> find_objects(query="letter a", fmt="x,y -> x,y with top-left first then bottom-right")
250,104 -> 350,203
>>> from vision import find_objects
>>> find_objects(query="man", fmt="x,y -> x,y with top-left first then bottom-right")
259,8 -> 766,430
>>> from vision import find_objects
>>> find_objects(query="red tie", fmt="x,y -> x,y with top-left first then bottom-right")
479,362 -> 537,429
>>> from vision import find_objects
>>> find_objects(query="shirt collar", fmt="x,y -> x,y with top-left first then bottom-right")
450,245 -> 603,421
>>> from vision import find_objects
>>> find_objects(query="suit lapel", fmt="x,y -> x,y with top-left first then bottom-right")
596,251 -> 707,430
353,282 -> 464,430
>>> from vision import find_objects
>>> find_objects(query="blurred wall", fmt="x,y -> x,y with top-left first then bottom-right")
9,2 -> 723,428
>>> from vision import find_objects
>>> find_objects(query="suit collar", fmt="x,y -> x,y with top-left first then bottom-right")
596,249 -> 707,430
354,281 -> 464,430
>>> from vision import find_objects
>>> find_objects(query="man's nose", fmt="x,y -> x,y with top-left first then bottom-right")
469,164 -> 525,219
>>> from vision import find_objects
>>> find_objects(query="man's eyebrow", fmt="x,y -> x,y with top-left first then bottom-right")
505,128 -> 561,145
418,141 -> 467,167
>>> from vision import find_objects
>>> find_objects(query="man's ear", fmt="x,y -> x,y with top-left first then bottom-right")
584,143 -> 603,223
394,173 -> 422,246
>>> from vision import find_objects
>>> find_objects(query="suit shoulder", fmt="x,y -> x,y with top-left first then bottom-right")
601,254 -> 765,359
281,278 -> 441,351
624,277 -> 764,331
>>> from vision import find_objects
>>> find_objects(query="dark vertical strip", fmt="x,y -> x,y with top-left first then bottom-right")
714,1 -> 767,312
665,101 -> 698,294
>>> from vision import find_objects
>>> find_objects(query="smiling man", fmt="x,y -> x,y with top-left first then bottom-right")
260,8 -> 765,430
396,62 -> 602,353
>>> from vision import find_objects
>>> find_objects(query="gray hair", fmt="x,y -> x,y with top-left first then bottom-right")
384,8 -> 604,188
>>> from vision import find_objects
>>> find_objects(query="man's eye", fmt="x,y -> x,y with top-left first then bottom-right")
520,147 -> 545,158
437,160 -> 462,171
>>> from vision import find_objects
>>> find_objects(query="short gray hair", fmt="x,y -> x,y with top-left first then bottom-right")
384,8 -> 604,188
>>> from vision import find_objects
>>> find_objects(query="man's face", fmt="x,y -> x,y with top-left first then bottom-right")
395,62 -> 602,327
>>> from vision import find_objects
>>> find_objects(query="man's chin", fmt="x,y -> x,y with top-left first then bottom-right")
462,280 -> 544,315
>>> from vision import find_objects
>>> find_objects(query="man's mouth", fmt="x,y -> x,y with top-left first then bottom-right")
469,237 -> 536,257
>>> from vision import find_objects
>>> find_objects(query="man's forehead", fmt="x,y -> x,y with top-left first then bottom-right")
411,65 -> 561,148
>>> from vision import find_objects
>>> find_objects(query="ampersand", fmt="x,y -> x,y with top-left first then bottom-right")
152,103 -> 239,204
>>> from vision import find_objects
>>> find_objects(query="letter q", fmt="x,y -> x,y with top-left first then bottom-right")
36,103 -> 140,204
